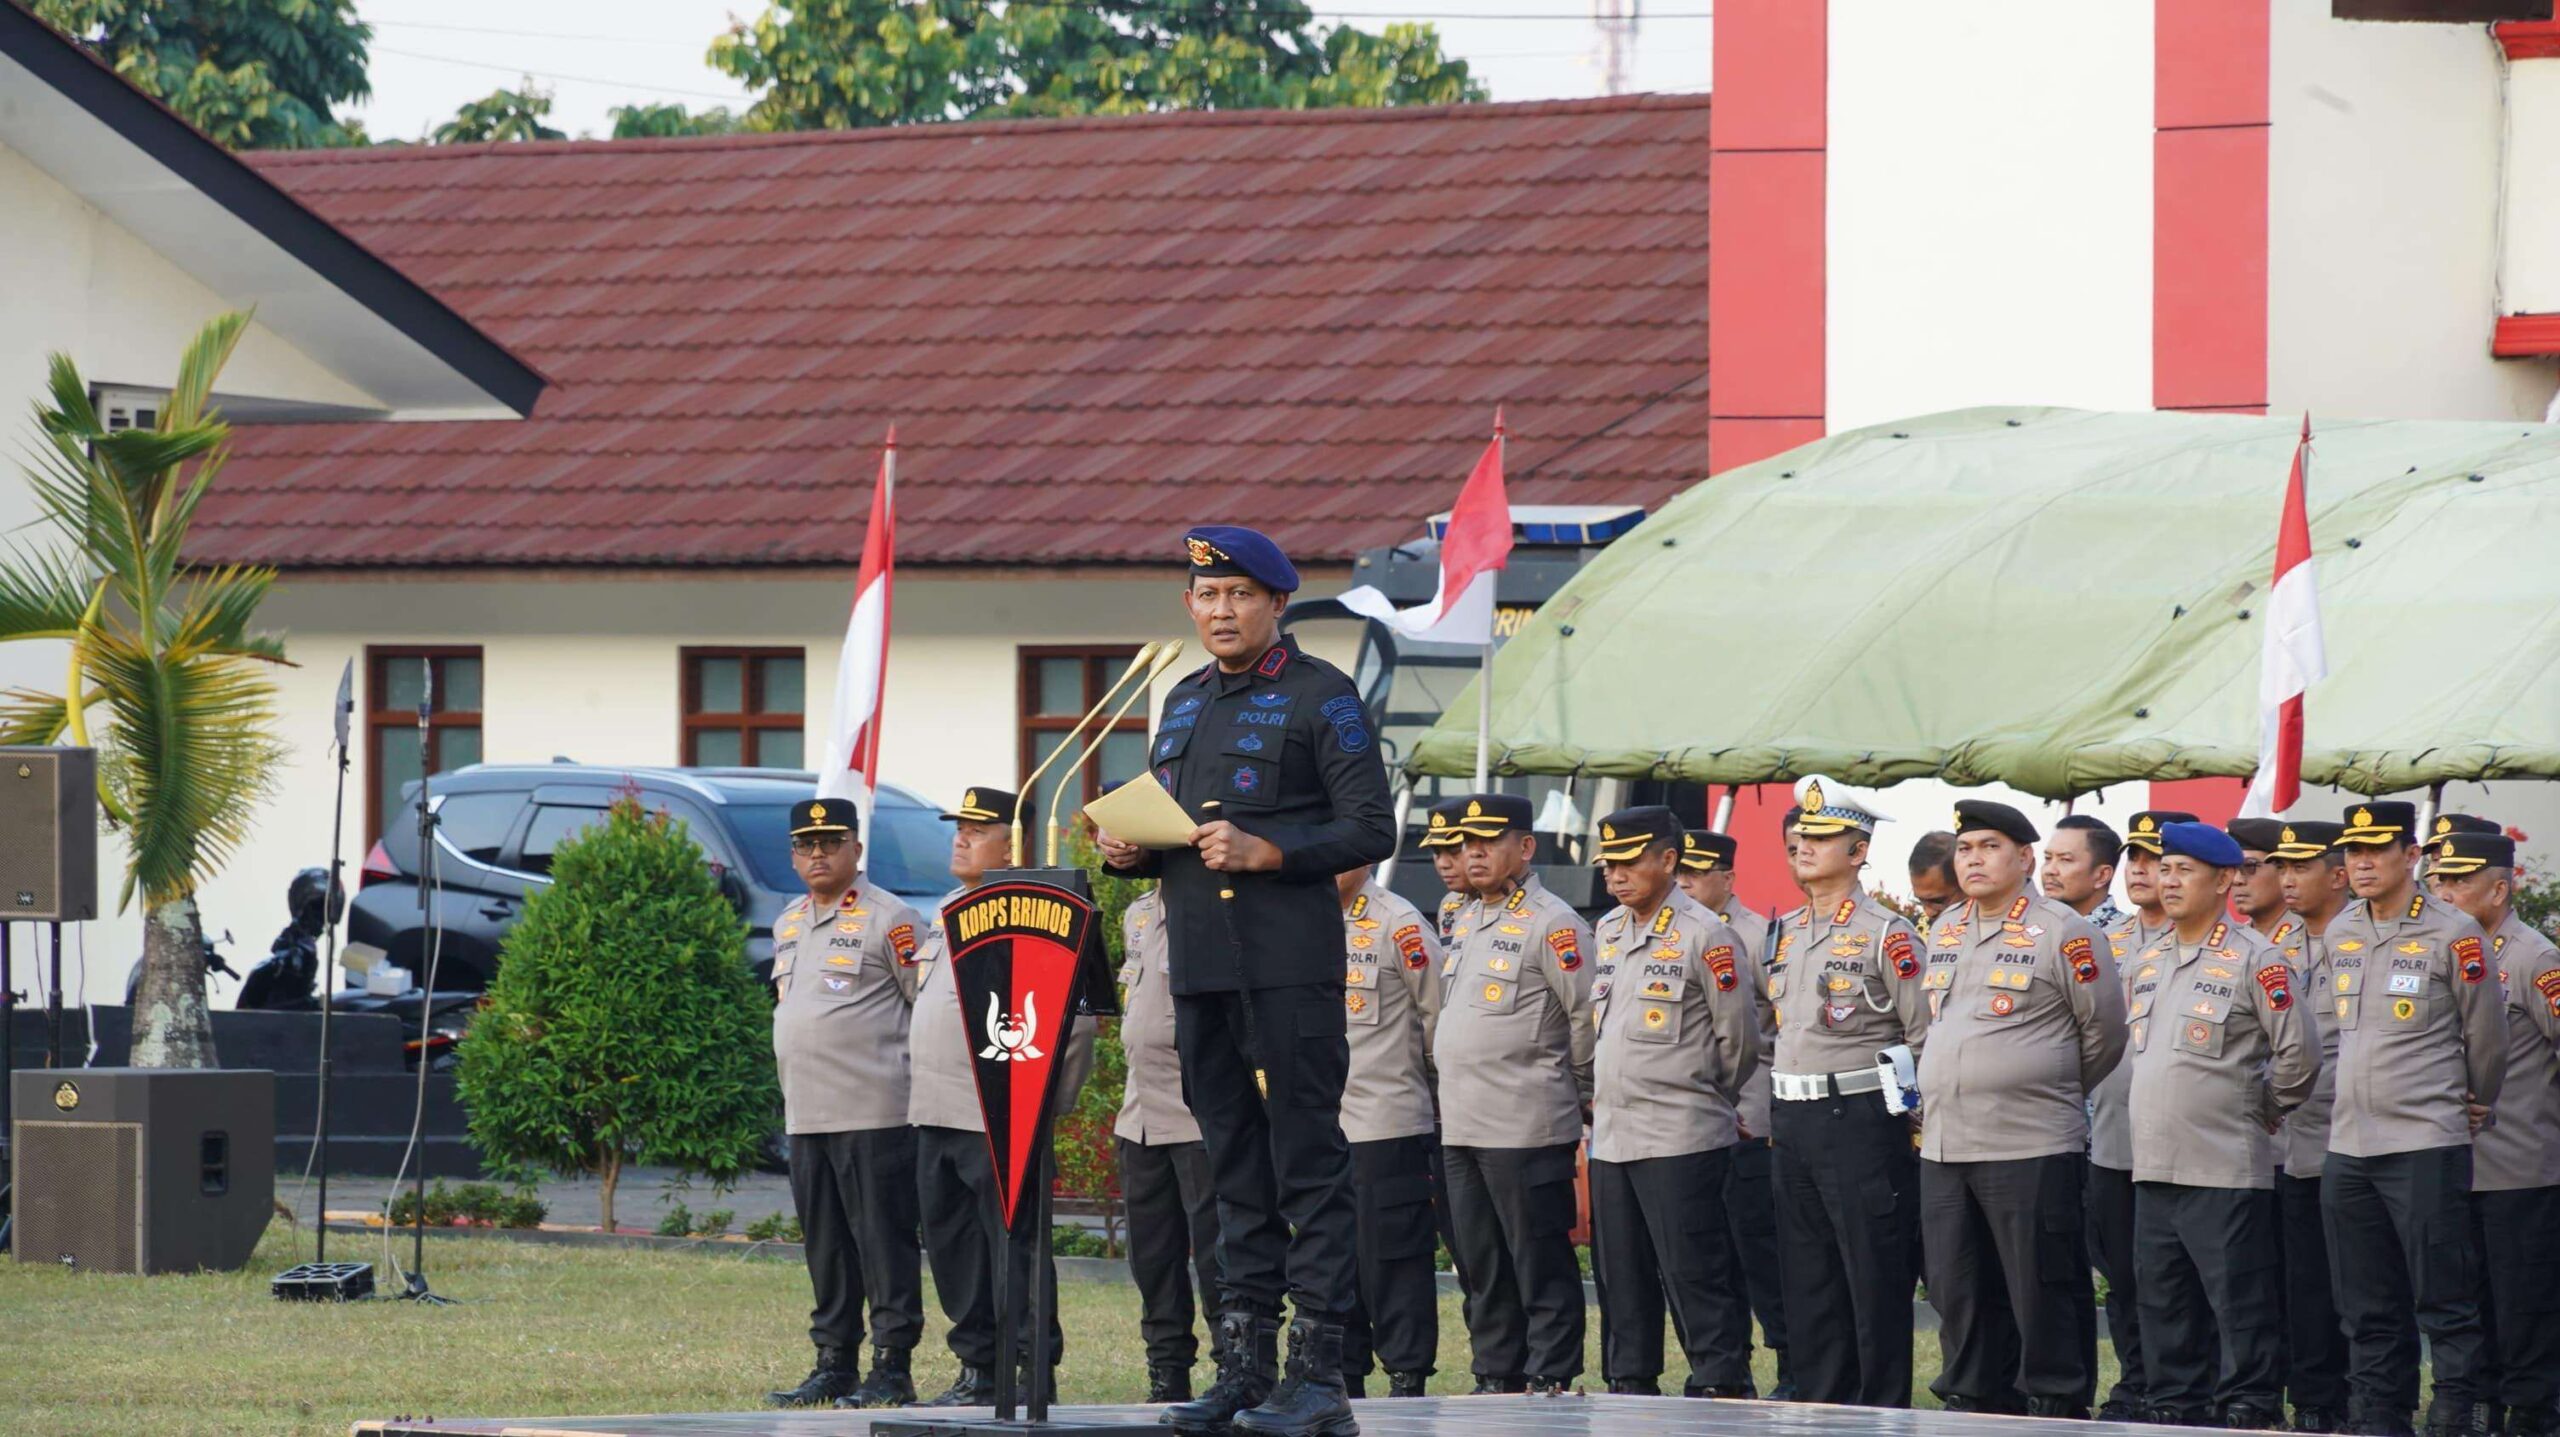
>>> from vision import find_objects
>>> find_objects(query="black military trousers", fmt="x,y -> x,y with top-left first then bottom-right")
2474,1184 -> 2560,1412
1772,1089 -> 1918,1407
1723,1137 -> 1790,1380
2133,1182 -> 2285,1417
1117,1137 -> 1221,1370
2086,1161 -> 2148,1406
915,1124 -> 1061,1368
1171,982 -> 1359,1320
1593,1146 -> 1753,1392
2277,1171 -> 2350,1413
1922,1153 -> 2097,1408
1344,1133 -> 1441,1378
2324,1146 -> 2490,1411
1443,1141 -> 1585,1381
790,1127 -> 924,1354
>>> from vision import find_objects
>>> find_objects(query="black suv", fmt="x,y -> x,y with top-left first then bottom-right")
350,765 -> 955,990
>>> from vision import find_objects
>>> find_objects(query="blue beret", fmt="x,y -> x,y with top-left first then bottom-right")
1184,525 -> 1299,594
2158,820 -> 2243,868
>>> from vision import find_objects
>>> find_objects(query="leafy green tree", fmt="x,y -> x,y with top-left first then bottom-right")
31,0 -> 370,149
609,102 -> 744,138
0,311 -> 289,1068
457,797 -> 779,1232
433,80 -> 567,144
708,0 -> 1483,131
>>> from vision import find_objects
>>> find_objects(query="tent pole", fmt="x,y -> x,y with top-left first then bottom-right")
1473,641 -> 1491,789
2416,781 -> 2446,850
1711,787 -> 1735,831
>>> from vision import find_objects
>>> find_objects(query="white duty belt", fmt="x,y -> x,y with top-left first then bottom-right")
1772,1068 -> 1886,1102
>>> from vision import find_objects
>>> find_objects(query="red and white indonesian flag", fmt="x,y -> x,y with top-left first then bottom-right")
818,433 -> 896,807
2240,417 -> 2326,818
1337,417 -> 1513,645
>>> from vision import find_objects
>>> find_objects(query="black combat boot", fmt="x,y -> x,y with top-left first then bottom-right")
2028,1396 -> 2093,1421
2223,1402 -> 2288,1431
1385,1371 -> 1429,1398
767,1346 -> 861,1408
1471,1375 -> 1527,1394
1769,1349 -> 1797,1403
2294,1406 -> 2350,1434
1608,1377 -> 1661,1396
1149,1364 -> 1195,1404
2425,1400 -> 2490,1437
833,1346 -> 915,1409
2347,1400 -> 2416,1437
2144,1405 -> 2214,1428
1017,1362 -> 1061,1409
2099,1388 -> 2150,1423
1235,1318 -> 1359,1437
1525,1376 -> 1571,1396
2506,1406 -> 2560,1437
1165,1311 -> 1281,1434
1687,1382 -> 1757,1399
920,1364 -> 997,1407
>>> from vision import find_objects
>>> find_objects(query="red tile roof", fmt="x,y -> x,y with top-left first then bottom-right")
205,95 -> 1710,570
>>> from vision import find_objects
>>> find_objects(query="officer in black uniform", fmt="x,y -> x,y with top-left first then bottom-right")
1098,525 -> 1396,1437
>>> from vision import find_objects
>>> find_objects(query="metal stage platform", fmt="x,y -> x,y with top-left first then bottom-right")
357,1395 -> 2167,1437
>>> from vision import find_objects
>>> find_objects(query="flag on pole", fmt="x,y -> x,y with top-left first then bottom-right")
2240,416 -> 2325,818
1336,414 -> 1513,646
818,432 -> 896,809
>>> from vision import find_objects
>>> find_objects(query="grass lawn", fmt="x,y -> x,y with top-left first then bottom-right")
0,1227 -> 2114,1436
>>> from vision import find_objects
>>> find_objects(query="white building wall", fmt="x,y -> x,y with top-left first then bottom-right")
2502,56 -> 2560,322
1826,0 -> 2157,433
2267,4 -> 2558,421
54,571 -> 1356,1008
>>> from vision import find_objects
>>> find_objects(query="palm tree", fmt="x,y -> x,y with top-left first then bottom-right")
0,311 -> 289,1067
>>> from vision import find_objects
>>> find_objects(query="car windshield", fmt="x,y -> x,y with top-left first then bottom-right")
725,801 -> 955,898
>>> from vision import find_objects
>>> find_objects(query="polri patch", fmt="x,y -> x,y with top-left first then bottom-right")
2455,935 -> 2487,984
1319,695 -> 1371,755
1705,944 -> 1737,991
1394,924 -> 1428,969
2063,934 -> 2099,984
1547,928 -> 1584,972
2254,964 -> 2292,1012
1886,929 -> 1920,978
889,923 -> 918,964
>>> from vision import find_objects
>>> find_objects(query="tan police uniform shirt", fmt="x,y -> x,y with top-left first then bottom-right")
1436,874 -> 1596,1150
1917,891 -> 2127,1164
772,881 -> 925,1135
2125,921 -> 2320,1189
2325,891 -> 2506,1159
2475,912 -> 2560,1192
2089,913 -> 2167,1171
1710,900 -> 1778,1137
1769,888 -> 1932,1079
1115,890 -> 1202,1146
1437,888 -> 1467,944
2269,916 -> 2341,1178
1340,881 -> 1443,1145
907,886 -> 1099,1132
1590,891 -> 1763,1163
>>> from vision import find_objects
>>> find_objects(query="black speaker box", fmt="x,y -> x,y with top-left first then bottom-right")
0,746 -> 98,922
10,1068 -> 274,1274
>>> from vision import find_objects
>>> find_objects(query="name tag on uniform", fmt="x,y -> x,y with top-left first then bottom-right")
2388,973 -> 2423,995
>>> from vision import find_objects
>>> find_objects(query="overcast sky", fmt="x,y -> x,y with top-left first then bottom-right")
343,0 -> 1714,141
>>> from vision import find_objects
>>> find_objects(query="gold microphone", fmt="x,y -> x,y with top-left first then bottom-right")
1010,640 -> 1177,866
1045,642 -> 1186,865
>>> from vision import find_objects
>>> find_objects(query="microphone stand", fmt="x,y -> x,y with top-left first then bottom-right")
400,661 -> 452,1305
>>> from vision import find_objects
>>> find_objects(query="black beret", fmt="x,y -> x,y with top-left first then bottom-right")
1595,806 -> 1681,864
2338,800 -> 2419,846
789,796 -> 860,837
1681,829 -> 1739,872
1952,799 -> 2038,845
2226,818 -> 2288,854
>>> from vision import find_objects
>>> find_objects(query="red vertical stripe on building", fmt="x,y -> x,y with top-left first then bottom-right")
2151,0 -> 2271,816
1709,0 -> 1826,481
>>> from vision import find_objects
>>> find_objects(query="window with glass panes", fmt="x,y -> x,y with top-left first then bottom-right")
367,647 -> 484,845
1017,647 -> 1149,849
681,649 -> 806,769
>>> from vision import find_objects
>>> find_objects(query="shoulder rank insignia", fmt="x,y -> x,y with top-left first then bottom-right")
1507,889 -> 1528,914
2005,895 -> 2030,922
2409,894 -> 2426,920
1547,928 -> 1584,971
1652,906 -> 1674,935
1349,895 -> 1369,920
1833,898 -> 1856,927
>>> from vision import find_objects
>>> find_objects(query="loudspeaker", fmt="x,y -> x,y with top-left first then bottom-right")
0,746 -> 97,921
10,1068 -> 274,1274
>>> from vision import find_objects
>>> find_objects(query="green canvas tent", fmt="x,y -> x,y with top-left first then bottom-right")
1406,406 -> 2560,800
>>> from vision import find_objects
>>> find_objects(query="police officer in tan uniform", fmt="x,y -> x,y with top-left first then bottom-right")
1435,792 -> 1595,1394
1918,799 -> 2126,1418
1677,827 -> 1793,1400
906,787 -> 1097,1409
1758,781 -> 1932,1408
2270,819 -> 2352,1433
766,796 -> 928,1410
2124,822 -> 2321,1429
2088,806 -> 2195,1420
2323,800 -> 2506,1437
1422,800 -> 1471,943
2428,829 -> 2560,1437
1582,806 -> 1764,1397
1334,864 -> 1443,1398
2227,818 -> 2294,937
1116,884 -> 1223,1406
